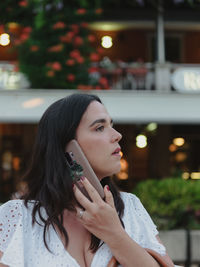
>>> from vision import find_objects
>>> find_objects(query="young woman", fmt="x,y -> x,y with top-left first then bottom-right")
0,93 -> 175,267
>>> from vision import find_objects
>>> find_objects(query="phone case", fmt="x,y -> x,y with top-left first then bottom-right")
65,139 -> 105,199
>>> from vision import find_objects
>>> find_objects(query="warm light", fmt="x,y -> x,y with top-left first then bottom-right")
117,171 -> 128,180
120,151 -> 123,157
169,144 -> 177,152
22,98 -> 44,108
0,33 -> 10,46
173,137 -> 185,147
182,172 -> 190,180
13,157 -> 20,171
146,122 -> 157,132
120,158 -> 128,171
175,152 -> 187,162
191,172 -> 200,180
101,35 -> 113,48
136,134 -> 147,148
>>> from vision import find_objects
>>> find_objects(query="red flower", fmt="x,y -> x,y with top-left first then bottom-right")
47,70 -> 55,77
13,39 -> 22,46
99,77 -> 109,87
67,74 -> 75,82
52,21 -> 66,29
48,44 -> 63,52
70,49 -> 81,59
88,67 -> 99,73
67,32 -> 75,39
19,0 -> 28,7
74,36 -> 83,46
76,8 -> 86,15
70,24 -> 79,33
97,47 -> 104,54
95,8 -> 103,14
76,56 -> 84,64
60,32 -> 74,43
51,62 -> 62,71
23,27 -> 32,34
0,25 -> 5,32
66,59 -> 75,66
80,22 -> 88,28
60,35 -> 70,43
88,34 -> 96,43
20,33 -> 29,42
30,45 -> 39,52
90,53 -> 99,62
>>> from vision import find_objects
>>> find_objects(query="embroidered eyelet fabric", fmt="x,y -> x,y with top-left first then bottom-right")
0,192 -> 167,267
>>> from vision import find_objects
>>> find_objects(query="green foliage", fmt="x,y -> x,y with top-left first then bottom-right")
1,0 -> 105,89
0,0 -> 36,26
133,178 -> 200,230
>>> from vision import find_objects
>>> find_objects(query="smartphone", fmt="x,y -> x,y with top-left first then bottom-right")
65,139 -> 105,199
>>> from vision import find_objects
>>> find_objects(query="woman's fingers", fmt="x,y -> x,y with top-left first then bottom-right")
104,185 -> 115,209
73,177 -> 116,227
73,183 -> 93,211
78,176 -> 103,204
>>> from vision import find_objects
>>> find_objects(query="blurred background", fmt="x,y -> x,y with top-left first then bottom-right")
0,1 -> 200,265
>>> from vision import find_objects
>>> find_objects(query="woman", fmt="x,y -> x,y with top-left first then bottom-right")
0,93 -> 175,267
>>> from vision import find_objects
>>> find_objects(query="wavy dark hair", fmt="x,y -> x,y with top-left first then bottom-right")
22,93 -> 124,252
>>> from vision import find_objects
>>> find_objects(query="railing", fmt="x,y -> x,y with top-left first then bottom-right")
0,61 -> 30,90
1,59 -> 200,92
91,59 -> 156,90
94,59 -> 200,92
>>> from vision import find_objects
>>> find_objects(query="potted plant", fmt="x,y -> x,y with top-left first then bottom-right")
133,178 -> 200,265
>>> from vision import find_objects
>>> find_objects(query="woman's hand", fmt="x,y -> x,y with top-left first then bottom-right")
73,177 -> 163,267
73,177 -> 124,245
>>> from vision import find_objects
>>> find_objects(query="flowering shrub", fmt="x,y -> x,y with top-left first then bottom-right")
133,178 -> 200,230
1,0 -> 108,89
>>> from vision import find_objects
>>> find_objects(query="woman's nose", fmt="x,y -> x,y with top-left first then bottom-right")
112,129 -> 122,142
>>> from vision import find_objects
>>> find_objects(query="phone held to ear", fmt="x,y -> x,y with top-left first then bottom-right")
65,139 -> 105,199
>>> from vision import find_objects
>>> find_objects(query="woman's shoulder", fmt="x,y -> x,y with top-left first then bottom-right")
119,192 -> 166,255
0,199 -> 37,252
120,191 -> 140,205
0,199 -> 35,213
0,199 -> 36,226
0,199 -> 24,214
120,191 -> 157,230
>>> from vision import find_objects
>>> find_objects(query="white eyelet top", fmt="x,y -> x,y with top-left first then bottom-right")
0,192 -> 166,267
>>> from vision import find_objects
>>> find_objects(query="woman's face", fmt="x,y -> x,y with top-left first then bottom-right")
76,101 -> 122,180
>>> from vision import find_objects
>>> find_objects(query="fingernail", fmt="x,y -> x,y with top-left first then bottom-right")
106,185 -> 110,191
80,176 -> 85,181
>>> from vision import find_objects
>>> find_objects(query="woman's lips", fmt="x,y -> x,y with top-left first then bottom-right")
112,147 -> 121,156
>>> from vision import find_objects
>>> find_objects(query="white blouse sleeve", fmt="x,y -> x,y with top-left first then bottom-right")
0,200 -> 24,266
121,192 -> 166,256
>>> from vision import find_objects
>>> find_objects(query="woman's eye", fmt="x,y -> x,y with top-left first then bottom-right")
96,126 -> 104,132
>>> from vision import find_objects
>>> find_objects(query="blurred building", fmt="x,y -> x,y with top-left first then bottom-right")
1,1 -> 200,200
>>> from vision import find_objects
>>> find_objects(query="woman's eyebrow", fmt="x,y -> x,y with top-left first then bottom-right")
89,118 -> 113,127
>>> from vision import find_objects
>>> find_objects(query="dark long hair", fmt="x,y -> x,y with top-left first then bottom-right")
22,93 -> 124,252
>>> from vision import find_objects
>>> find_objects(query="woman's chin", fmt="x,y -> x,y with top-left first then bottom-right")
96,164 -> 122,180
107,167 -> 122,177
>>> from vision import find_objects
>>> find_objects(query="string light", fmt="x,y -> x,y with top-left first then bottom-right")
173,137 -> 185,147
136,134 -> 147,148
146,122 -> 157,132
0,33 -> 10,46
101,35 -> 113,48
